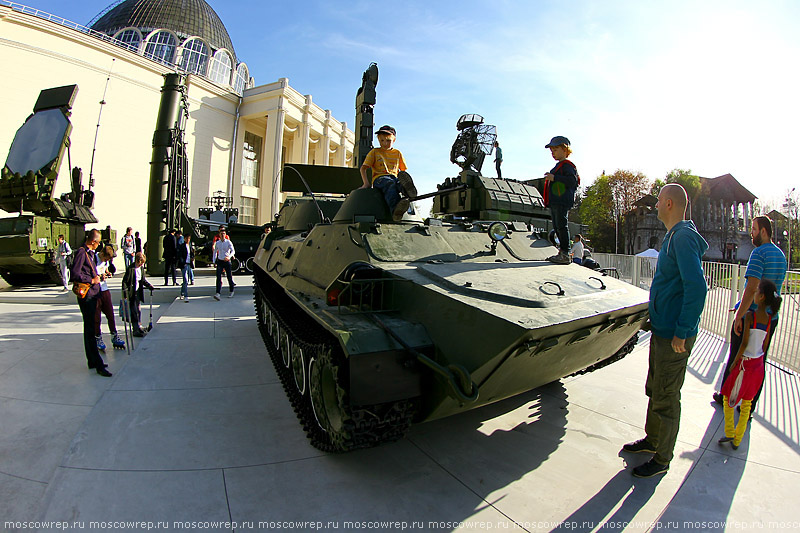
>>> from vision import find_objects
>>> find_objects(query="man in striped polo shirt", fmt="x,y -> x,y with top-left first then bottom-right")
714,215 -> 787,411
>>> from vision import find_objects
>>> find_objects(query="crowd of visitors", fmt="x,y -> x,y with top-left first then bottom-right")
65,225 -> 237,377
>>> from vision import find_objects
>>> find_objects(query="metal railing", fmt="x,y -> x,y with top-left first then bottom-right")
594,252 -> 800,374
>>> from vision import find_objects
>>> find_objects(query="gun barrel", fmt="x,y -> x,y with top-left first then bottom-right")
411,184 -> 466,202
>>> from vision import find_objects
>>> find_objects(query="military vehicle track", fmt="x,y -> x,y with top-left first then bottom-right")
253,272 -> 416,452
567,332 -> 640,378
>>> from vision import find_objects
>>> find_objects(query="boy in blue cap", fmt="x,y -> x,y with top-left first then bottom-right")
543,135 -> 579,264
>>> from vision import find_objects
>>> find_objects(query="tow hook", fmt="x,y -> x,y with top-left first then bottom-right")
369,314 -> 478,404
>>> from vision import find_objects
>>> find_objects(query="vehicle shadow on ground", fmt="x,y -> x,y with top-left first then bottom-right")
403,381 -> 569,526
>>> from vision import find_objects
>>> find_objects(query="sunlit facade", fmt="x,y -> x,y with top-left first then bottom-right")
0,1 -> 355,235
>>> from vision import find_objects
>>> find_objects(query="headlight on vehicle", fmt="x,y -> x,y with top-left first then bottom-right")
488,222 -> 507,242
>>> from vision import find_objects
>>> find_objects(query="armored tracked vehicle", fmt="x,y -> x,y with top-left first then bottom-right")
252,109 -> 649,452
0,85 -> 110,286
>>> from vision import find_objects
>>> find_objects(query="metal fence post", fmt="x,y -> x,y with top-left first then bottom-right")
724,264 -> 741,342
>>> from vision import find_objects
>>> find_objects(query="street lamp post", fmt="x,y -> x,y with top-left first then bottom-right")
784,187 -> 796,270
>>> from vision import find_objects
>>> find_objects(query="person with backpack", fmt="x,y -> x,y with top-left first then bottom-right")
55,234 -> 72,291
543,136 -> 579,264
120,227 -> 135,268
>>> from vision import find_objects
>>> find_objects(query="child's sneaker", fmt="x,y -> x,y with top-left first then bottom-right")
546,251 -> 571,265
397,171 -> 417,198
392,199 -> 410,221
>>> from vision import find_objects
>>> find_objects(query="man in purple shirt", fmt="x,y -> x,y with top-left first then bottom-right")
70,229 -> 112,377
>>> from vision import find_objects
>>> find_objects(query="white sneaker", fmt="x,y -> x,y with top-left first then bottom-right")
228,291 -> 235,298
184,296 -> 190,302
214,293 -> 221,301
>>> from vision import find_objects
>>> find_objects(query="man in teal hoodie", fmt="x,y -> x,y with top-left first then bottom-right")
622,183 -> 708,478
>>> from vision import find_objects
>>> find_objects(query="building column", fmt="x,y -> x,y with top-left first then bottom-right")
301,95 -> 312,164
265,96 -> 286,217
338,121 -> 348,166
321,110 -> 332,166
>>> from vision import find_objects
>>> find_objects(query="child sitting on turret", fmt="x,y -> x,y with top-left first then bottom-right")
360,125 -> 417,221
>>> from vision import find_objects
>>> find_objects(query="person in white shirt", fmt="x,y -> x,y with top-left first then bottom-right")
94,245 -> 124,350
122,252 -> 154,337
212,227 -> 236,300
120,227 -> 135,268
56,234 -> 72,290
570,234 -> 585,265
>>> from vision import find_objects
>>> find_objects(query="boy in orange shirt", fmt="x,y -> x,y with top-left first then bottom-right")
360,125 -> 416,221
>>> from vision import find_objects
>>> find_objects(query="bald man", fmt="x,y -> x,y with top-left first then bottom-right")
623,183 -> 708,477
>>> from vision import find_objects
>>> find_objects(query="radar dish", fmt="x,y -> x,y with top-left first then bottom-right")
5,109 -> 70,175
450,114 -> 497,172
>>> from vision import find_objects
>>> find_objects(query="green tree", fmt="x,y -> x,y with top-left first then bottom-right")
665,168 -> 703,219
650,178 -> 665,197
578,174 -> 615,252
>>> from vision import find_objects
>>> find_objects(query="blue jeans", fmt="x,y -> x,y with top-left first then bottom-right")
550,203 -> 570,252
123,252 -> 134,268
215,260 -> 235,294
373,176 -> 402,212
181,265 -> 190,297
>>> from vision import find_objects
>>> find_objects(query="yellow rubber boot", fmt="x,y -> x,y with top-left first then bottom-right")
723,396 -> 735,438
734,400 -> 752,447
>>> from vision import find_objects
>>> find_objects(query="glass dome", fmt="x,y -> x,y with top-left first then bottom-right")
90,0 -> 236,62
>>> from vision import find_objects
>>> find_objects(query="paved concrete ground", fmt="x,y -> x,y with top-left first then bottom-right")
1,273 -> 798,533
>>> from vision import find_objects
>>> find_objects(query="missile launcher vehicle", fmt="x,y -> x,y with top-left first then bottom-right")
251,109 -> 650,452
0,85 -> 112,286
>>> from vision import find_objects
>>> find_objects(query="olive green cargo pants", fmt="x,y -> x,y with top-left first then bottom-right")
644,334 -> 696,465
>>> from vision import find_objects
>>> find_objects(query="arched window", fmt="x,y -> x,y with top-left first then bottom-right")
144,30 -> 178,65
208,50 -> 233,85
233,63 -> 249,94
113,28 -> 142,53
179,38 -> 210,76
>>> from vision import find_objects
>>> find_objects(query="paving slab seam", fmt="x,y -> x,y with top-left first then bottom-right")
0,469 -> 49,484
221,469 -> 235,527
700,448 -> 800,474
407,439 -> 533,533
0,394 -> 97,408
57,451 -> 331,473
110,382 -> 280,393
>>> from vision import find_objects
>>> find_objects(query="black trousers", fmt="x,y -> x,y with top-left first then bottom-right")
721,315 -> 779,410
77,296 -> 105,369
128,292 -> 143,332
164,257 -> 177,284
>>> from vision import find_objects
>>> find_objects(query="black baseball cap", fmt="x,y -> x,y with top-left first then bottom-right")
545,136 -> 570,148
376,125 -> 396,136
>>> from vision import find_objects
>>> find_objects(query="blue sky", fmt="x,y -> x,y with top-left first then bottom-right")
26,0 -> 800,212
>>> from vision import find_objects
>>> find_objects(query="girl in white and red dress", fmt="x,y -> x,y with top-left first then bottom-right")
719,278 -> 782,449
